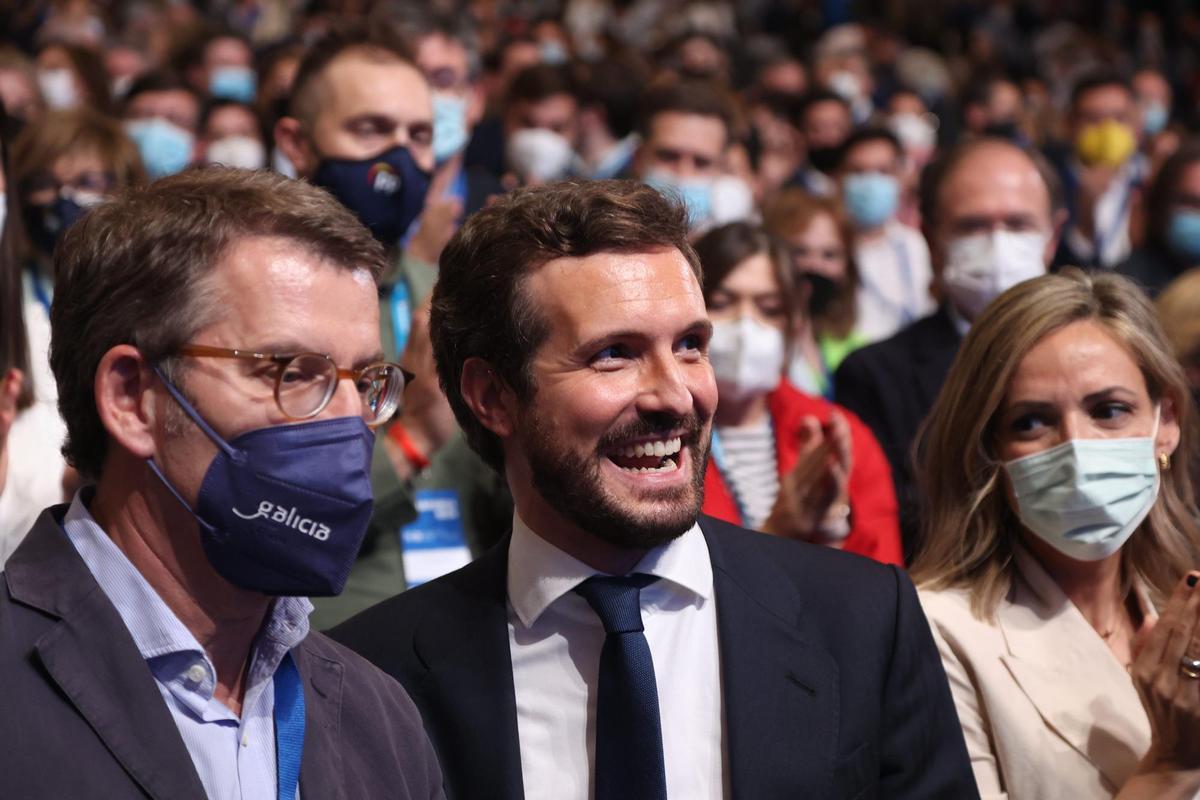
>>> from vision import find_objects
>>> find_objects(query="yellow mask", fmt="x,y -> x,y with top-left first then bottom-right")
1074,120 -> 1137,168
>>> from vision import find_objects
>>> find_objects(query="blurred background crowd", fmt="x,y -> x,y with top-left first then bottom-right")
4,0 -> 1200,625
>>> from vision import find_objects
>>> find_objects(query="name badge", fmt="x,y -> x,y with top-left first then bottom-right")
400,489 -> 471,587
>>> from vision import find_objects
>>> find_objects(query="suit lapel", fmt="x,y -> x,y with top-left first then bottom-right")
997,548 -> 1150,790
9,512 -> 207,800
295,644 -> 346,800
702,519 -> 841,798
412,542 -> 524,800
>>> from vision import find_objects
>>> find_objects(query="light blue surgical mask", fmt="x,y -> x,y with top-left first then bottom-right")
841,172 -> 899,229
209,66 -> 257,103
539,40 -> 569,65
1004,409 -> 1161,562
1143,102 -> 1169,135
645,171 -> 713,228
432,92 -> 470,163
1167,209 -> 1200,262
125,118 -> 194,178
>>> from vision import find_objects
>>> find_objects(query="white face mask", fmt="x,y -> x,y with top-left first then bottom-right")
38,68 -> 79,110
205,135 -> 267,170
1004,408 -> 1161,562
942,230 -> 1047,320
888,111 -> 937,153
506,128 -> 575,183
708,315 -> 786,405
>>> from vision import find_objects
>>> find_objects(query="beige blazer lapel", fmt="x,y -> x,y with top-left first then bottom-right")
996,547 -> 1151,791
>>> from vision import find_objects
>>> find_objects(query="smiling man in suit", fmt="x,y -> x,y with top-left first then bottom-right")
332,179 -> 977,800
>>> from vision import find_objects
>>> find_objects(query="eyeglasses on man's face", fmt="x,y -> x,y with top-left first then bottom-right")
175,344 -> 412,428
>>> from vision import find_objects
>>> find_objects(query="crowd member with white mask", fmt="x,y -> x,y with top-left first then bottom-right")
501,63 -> 579,186
915,269 -> 1200,800
835,126 -> 935,342
695,222 -> 903,565
199,99 -> 266,170
121,72 -> 202,178
836,137 -> 1062,559
632,78 -> 754,232
574,53 -> 650,180
34,42 -> 112,116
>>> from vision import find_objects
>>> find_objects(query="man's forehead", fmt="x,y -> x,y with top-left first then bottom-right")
942,147 -> 1050,220
529,249 -> 702,323
318,52 -> 430,115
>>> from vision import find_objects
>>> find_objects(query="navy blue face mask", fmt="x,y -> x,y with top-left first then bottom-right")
312,145 -> 431,246
147,368 -> 376,597
23,196 -> 85,255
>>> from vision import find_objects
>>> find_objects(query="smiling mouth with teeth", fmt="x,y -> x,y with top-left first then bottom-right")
606,436 -> 683,473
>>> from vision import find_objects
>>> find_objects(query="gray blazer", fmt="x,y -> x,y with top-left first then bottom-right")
0,506 -> 445,800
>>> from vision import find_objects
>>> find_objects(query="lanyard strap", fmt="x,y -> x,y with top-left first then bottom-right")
27,264 -> 52,315
274,652 -> 305,800
389,279 -> 412,356
1092,177 -> 1135,262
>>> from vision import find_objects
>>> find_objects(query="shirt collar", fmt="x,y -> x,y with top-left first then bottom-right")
506,511 -> 713,629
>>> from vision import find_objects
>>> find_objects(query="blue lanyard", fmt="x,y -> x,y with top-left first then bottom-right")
389,280 -> 412,356
27,264 -> 52,316
274,652 -> 305,800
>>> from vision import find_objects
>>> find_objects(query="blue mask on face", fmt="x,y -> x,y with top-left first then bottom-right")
841,172 -> 900,229
125,118 -> 194,178
1143,102 -> 1169,136
645,172 -> 713,228
209,66 -> 257,103
312,145 -> 431,246
147,369 -> 376,597
432,92 -> 470,164
1167,209 -> 1200,261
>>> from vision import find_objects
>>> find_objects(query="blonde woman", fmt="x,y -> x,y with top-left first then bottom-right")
914,269 -> 1200,799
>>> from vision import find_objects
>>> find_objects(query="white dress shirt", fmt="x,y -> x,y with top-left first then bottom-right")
1064,156 -> 1145,268
507,514 -> 728,800
853,221 -> 935,343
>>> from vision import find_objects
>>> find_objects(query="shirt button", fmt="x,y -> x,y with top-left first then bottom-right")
185,664 -> 207,685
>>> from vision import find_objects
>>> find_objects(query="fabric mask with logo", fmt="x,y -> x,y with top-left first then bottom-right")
1004,408 -> 1161,562
506,128 -> 575,184
147,368 -> 376,596
209,66 -> 257,103
942,230 -> 1048,319
1075,120 -> 1137,169
312,145 -> 431,246
708,315 -> 786,404
205,135 -> 267,170
842,172 -> 899,229
645,171 -> 714,229
38,68 -> 79,109
432,92 -> 470,164
1167,209 -> 1200,262
125,118 -> 195,179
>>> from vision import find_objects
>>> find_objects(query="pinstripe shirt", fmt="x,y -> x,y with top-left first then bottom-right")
62,492 -> 311,800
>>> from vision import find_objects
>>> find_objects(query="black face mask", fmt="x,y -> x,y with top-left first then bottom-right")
982,120 -> 1020,141
23,196 -> 85,256
801,271 -> 841,318
312,145 -> 431,246
807,145 -> 841,175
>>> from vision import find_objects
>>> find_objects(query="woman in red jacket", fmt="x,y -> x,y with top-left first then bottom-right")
694,222 -> 904,565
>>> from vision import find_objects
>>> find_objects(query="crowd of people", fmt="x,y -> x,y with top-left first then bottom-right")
4,0 -> 1200,797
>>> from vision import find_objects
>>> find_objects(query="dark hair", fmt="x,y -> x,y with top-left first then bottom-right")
835,126 -> 902,171
578,54 -> 652,140
962,71 -> 1017,110
694,222 -> 800,343
1144,139 -> 1200,252
51,168 -> 387,478
122,70 -> 202,128
430,179 -> 700,471
791,88 -> 850,127
370,4 -> 481,79
0,101 -> 31,411
1070,69 -> 1132,111
918,136 -> 1064,230
198,98 -> 262,140
506,63 -> 576,107
636,78 -> 735,146
287,21 -> 413,126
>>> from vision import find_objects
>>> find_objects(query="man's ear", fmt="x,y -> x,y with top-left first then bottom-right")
274,116 -> 316,177
459,357 -> 517,439
94,345 -> 160,460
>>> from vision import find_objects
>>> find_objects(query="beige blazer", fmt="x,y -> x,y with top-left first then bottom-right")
919,547 -> 1154,800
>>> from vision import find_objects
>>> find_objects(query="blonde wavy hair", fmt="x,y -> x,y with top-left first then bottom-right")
911,269 -> 1200,619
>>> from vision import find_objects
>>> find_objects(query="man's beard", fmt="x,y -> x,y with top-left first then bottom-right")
519,408 -> 709,552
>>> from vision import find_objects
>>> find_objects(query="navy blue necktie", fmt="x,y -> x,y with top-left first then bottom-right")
574,574 -> 668,800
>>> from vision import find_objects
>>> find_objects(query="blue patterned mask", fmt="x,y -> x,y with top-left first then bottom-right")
312,145 -> 431,245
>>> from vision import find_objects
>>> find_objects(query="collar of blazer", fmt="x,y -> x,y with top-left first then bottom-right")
996,544 -> 1153,790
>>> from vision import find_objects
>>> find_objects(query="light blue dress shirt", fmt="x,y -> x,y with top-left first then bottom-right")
61,492 -> 312,800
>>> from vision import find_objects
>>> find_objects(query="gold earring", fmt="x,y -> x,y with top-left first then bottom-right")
1159,452 -> 1172,471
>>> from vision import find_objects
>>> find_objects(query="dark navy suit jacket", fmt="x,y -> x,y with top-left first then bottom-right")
0,507 -> 444,799
332,515 -> 978,800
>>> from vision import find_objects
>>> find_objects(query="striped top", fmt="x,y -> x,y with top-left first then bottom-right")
714,418 -> 780,530
61,491 -> 311,800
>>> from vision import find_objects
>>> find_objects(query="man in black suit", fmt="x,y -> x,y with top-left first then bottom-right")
332,179 -> 977,799
834,138 -> 1064,559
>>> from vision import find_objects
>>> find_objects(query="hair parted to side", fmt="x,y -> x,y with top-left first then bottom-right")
430,179 -> 700,471
911,269 -> 1200,619
51,167 -> 387,479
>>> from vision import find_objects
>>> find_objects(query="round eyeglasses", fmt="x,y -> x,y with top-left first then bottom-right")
176,344 -> 412,427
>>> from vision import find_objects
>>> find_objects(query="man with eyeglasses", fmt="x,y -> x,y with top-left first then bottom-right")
0,167 -> 444,798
